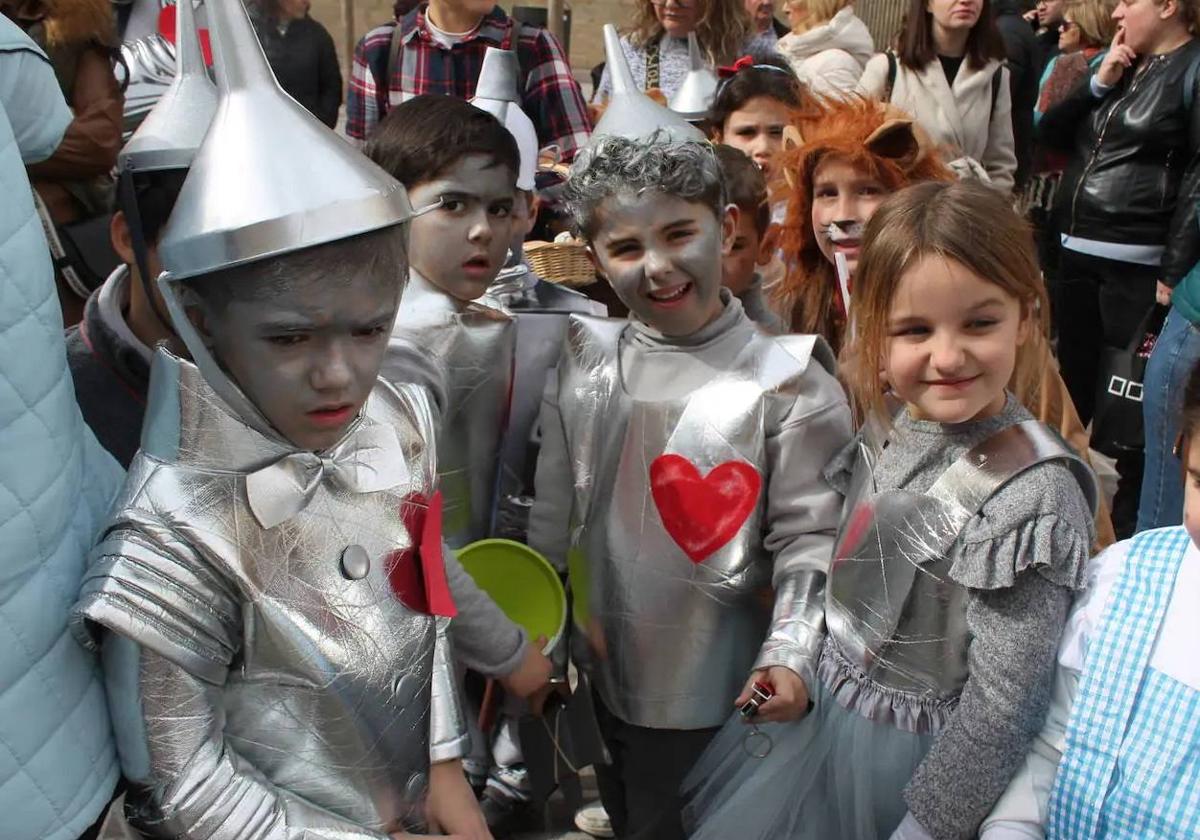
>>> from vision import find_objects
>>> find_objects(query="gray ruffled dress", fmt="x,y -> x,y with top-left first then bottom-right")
683,396 -> 1096,840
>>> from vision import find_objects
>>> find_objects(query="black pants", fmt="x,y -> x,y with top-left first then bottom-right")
1057,248 -> 1158,537
592,692 -> 719,840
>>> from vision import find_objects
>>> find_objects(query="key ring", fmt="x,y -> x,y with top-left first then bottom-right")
739,680 -> 775,759
743,723 -> 773,758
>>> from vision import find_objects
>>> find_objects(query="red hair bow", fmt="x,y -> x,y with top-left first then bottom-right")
718,55 -> 755,78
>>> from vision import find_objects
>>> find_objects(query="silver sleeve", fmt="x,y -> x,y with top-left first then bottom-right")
104,635 -> 389,840
429,618 -> 470,764
753,569 -> 826,690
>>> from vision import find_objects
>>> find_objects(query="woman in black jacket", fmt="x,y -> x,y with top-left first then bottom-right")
249,0 -> 342,128
1040,0 -> 1200,535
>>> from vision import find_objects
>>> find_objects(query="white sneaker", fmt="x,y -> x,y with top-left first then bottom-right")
573,801 -> 614,838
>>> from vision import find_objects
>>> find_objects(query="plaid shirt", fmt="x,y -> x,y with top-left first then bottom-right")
346,4 -> 591,160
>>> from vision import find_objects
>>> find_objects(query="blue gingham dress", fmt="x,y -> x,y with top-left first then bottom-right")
1047,526 -> 1200,839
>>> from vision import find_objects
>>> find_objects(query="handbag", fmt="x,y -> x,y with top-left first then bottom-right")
1091,303 -> 1169,456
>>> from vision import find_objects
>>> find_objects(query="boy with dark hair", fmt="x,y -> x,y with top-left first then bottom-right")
66,0 -> 213,468
527,128 -> 852,839
70,4 -> 536,836
712,143 -> 785,333
66,168 -> 187,466
345,0 -> 590,160
367,93 -> 520,553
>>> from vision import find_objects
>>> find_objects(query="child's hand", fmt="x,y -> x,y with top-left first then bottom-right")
736,666 -> 811,722
499,636 -> 552,699
422,760 -> 494,840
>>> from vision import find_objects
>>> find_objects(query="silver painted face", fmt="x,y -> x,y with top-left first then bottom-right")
407,155 -> 517,306
194,272 -> 400,452
590,190 -> 734,337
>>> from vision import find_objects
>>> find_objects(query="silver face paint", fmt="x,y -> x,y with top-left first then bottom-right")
407,154 -> 516,307
199,272 -> 400,453
591,190 -> 731,337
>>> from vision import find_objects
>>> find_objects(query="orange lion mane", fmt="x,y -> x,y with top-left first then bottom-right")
772,94 -> 952,353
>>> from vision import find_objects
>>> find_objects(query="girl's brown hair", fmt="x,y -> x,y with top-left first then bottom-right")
897,0 -> 1006,71
846,180 -> 1050,421
628,0 -> 753,65
775,95 -> 952,354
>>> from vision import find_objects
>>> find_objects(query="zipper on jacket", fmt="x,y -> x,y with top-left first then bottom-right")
1069,58 -> 1160,236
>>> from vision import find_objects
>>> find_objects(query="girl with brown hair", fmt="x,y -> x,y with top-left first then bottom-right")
684,179 -> 1098,840
857,0 -> 1018,191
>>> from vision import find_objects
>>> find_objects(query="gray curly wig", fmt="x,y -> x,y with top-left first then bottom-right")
565,136 -> 726,242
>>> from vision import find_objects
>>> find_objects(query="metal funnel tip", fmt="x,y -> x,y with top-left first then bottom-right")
470,47 -> 537,191
604,24 -> 637,95
474,47 -> 520,104
159,0 -> 413,280
668,33 -> 719,121
591,23 -> 705,145
119,0 -> 217,172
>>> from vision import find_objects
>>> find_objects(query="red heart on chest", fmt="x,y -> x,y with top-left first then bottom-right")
386,491 -> 457,617
649,454 -> 763,563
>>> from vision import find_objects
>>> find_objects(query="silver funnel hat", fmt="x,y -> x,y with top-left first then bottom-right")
590,24 -> 705,145
668,33 -> 718,122
158,0 -> 413,280
119,0 -> 217,173
155,0 -> 414,449
470,47 -> 538,191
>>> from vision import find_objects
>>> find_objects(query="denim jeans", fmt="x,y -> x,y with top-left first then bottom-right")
1137,307 -> 1200,532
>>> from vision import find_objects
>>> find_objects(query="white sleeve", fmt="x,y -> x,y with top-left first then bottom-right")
856,52 -> 889,99
979,539 -> 1132,838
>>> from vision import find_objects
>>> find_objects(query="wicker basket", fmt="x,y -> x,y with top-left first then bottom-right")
525,238 -> 596,288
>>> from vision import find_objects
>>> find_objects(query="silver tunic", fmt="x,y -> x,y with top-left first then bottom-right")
555,315 -> 840,729
822,418 -> 1098,734
71,349 -> 468,838
388,273 -> 515,549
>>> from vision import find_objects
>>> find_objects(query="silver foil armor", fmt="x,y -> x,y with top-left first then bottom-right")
72,350 -> 468,837
556,316 -> 831,729
823,419 -> 1098,734
388,274 -> 514,548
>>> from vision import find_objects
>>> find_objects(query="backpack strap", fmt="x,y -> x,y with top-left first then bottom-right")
387,19 -> 404,94
991,60 -> 1005,115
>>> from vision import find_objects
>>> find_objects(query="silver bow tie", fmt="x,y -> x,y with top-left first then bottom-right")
245,423 -> 410,529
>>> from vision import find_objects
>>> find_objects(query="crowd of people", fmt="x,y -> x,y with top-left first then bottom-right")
3,0 -> 1200,840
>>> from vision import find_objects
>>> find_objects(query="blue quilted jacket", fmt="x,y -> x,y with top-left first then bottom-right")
0,18 -> 124,839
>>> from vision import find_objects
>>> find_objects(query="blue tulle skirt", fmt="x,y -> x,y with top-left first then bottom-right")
681,678 -> 934,840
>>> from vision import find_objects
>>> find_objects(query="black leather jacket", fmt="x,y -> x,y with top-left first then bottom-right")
1040,39 -> 1200,285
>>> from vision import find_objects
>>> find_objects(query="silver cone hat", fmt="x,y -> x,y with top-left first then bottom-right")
470,47 -> 538,191
158,0 -> 413,280
590,24 -> 705,144
668,33 -> 718,121
118,0 -> 217,173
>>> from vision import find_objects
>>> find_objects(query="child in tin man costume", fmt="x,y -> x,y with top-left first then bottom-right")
526,25 -> 855,840
69,0 -> 501,835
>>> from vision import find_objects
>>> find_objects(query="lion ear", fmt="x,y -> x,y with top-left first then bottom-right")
864,118 -> 921,169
